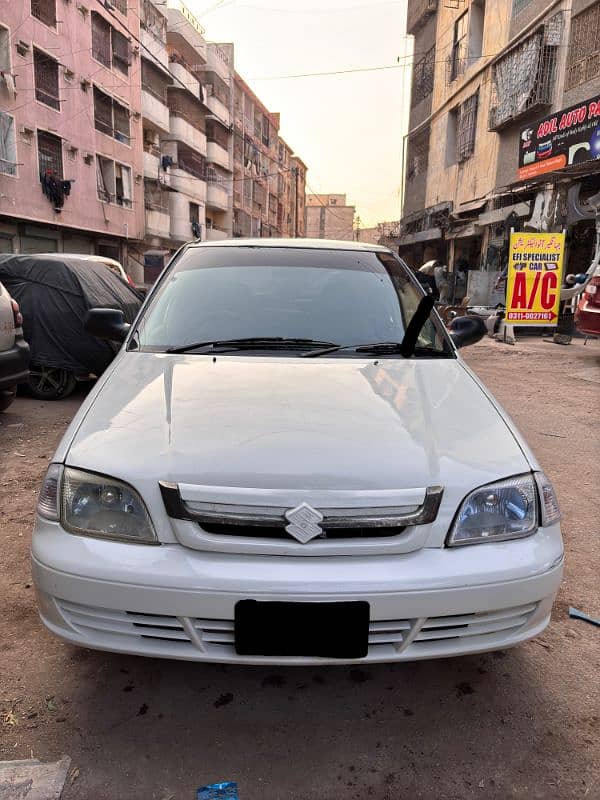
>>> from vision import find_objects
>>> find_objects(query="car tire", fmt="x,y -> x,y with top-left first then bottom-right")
0,385 -> 17,412
26,366 -> 77,400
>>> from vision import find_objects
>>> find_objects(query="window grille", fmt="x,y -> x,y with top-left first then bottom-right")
91,12 -> 111,68
37,130 -> 63,179
411,45 -> 435,106
144,178 -> 168,211
31,0 -> 56,27
34,49 -> 60,110
457,92 -> 478,162
168,87 -> 206,132
206,120 -> 229,150
142,58 -> 170,102
204,71 -> 230,106
94,86 -> 114,136
565,3 -> 600,91
111,29 -> 130,76
177,144 -> 206,179
113,101 -> 130,144
141,0 -> 166,41
488,16 -> 562,130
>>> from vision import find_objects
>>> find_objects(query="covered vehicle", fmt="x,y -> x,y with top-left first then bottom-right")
0,255 -> 141,400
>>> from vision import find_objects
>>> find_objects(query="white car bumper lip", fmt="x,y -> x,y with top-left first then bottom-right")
31,521 -> 563,665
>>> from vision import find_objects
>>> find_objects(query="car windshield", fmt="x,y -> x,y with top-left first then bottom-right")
135,246 -> 451,356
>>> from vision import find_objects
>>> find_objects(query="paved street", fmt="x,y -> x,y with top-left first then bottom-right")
1,338 -> 599,800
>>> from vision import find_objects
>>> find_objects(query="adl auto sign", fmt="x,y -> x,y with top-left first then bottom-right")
519,95 -> 600,180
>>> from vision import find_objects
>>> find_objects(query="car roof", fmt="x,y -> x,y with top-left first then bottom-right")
186,238 -> 391,253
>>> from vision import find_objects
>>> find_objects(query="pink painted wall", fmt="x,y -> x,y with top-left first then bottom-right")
0,0 -> 144,241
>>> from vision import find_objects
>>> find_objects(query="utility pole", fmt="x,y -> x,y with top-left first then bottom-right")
354,214 -> 362,242
293,166 -> 299,238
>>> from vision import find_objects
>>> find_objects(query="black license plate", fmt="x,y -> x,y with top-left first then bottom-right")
234,600 -> 370,658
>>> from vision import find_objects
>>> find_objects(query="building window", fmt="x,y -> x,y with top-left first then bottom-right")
91,11 -> 130,76
0,25 -> 10,73
450,11 -> 468,81
96,155 -> 132,207
0,112 -> 17,176
141,58 -> 170,103
31,0 -> 56,28
37,130 -> 63,180
141,0 -> 167,42
411,45 -> 435,106
565,3 -> 600,91
406,128 -> 430,181
177,144 -> 206,179
93,86 -> 130,144
189,202 -> 199,224
34,48 -> 60,110
456,92 -> 478,162
512,0 -> 533,16
468,0 -> 485,62
488,15 -> 562,130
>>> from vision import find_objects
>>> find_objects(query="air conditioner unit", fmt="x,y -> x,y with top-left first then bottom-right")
19,125 -> 34,136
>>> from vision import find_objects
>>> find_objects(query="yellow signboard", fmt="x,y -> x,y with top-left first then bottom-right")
505,232 -> 565,325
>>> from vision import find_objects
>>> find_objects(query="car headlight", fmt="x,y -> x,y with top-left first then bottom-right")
447,474 -> 538,546
38,466 -> 158,544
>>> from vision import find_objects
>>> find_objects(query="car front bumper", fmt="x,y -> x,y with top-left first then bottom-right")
0,337 -> 30,390
32,520 -> 564,665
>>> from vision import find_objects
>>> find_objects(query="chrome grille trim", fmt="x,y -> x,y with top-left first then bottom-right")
159,482 -> 444,529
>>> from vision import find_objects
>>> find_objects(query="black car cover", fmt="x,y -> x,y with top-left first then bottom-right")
0,255 -> 142,376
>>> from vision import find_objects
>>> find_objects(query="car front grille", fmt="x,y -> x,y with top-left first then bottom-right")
199,522 -> 407,540
57,599 -> 538,659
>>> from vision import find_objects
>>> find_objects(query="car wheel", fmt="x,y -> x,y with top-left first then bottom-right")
0,385 -> 17,412
27,366 -> 77,400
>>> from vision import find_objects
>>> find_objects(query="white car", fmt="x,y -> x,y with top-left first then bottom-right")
0,280 -> 29,412
32,240 -> 563,664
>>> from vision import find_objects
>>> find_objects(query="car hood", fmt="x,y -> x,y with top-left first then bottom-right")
65,353 -> 530,500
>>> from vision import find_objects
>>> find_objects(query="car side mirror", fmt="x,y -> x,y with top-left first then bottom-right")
449,315 -> 486,349
84,308 -> 131,342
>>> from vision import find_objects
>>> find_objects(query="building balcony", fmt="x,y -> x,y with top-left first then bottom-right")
207,140 -> 231,171
169,116 -> 207,155
167,2 -> 207,60
169,191 -> 205,242
142,90 -> 170,133
169,61 -> 201,98
407,0 -> 438,35
206,226 -> 229,241
206,94 -> 230,126
145,208 -> 170,239
207,182 -> 229,211
170,168 -> 207,203
144,150 -> 171,187
141,28 -> 169,70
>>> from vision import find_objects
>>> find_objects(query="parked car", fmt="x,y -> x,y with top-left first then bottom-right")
574,264 -> 600,337
32,240 -> 562,664
0,254 -> 141,400
0,280 -> 30,412
35,253 -> 137,288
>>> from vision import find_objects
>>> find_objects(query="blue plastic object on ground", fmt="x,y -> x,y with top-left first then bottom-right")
197,782 -> 239,800
568,607 -> 600,627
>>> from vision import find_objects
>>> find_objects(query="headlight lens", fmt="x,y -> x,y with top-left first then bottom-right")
447,474 -> 537,546
61,468 -> 158,544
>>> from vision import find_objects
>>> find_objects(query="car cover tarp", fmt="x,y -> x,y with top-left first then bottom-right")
0,255 -> 142,375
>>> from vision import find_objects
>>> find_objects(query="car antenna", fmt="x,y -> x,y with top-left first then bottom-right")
399,294 -> 435,358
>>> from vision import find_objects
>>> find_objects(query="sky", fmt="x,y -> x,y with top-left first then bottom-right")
187,0 -> 413,228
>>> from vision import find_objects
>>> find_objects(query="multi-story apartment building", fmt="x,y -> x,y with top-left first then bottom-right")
399,0 -> 600,301
0,0 -> 144,273
0,0 -> 308,282
232,74 -> 307,238
306,194 -> 356,240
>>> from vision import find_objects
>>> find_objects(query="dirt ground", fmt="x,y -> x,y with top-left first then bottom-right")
1,336 -> 599,800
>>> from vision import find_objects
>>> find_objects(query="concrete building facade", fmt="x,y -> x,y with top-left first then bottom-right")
399,0 -> 600,303
306,194 -> 356,240
0,0 -> 145,273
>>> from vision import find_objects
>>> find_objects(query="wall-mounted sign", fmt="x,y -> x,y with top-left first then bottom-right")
518,95 -> 600,181
506,232 -> 565,325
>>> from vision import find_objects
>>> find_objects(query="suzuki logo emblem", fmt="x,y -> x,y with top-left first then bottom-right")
284,503 -> 324,544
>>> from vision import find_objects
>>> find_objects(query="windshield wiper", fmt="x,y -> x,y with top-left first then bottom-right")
302,295 -> 437,358
165,337 -> 338,354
